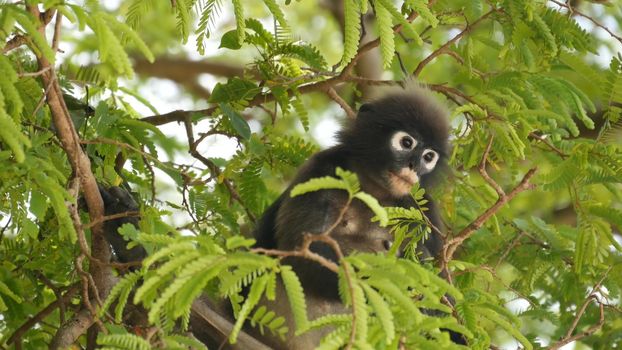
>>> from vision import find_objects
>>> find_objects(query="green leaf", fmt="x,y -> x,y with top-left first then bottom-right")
232,0 -> 245,42
29,190 -> 48,220
281,266 -> 309,333
220,29 -> 242,49
290,176 -> 349,197
0,281 -> 22,303
362,283 -> 394,343
220,103 -> 251,139
341,0 -> 361,66
21,218 -> 38,239
209,78 -> 260,103
374,0 -> 394,69
230,274 -> 268,343
226,236 -> 256,250
354,192 -> 388,227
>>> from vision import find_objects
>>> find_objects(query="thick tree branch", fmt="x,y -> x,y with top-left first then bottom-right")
134,57 -> 246,80
191,301 -> 272,350
26,5 -> 113,347
49,309 -> 94,350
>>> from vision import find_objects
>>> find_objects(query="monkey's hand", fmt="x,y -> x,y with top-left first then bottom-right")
98,185 -> 146,264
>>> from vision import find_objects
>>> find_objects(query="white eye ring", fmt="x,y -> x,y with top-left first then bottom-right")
421,149 -> 438,171
391,131 -> 417,151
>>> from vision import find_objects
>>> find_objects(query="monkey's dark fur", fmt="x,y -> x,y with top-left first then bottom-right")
249,89 -> 454,348
97,88 -> 458,349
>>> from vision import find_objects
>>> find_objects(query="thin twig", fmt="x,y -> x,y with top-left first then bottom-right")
2,35 -> 29,53
494,231 -> 526,269
529,132 -> 568,159
142,151 -> 157,206
183,116 -> 256,222
252,244 -> 340,273
442,167 -> 537,271
17,66 -> 52,77
0,217 -> 11,241
413,10 -> 497,77
30,72 -> 56,120
52,11 -> 62,52
36,273 -> 67,323
479,136 -> 505,198
83,211 -> 141,229
6,284 -> 80,347
549,0 -> 622,45
547,268 -> 611,350
326,87 -> 356,119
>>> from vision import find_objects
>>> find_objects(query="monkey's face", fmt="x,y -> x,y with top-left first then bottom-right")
338,91 -> 450,199
384,130 -> 440,196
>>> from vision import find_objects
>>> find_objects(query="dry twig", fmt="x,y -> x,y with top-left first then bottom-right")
547,269 -> 611,350
441,139 -> 538,274
326,87 -> 356,119
549,0 -> 622,45
413,10 -> 497,77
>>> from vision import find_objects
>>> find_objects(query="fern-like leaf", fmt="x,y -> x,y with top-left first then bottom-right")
232,0 -> 246,42
361,283 -> 394,343
97,333 -> 151,350
374,0 -> 395,69
195,0 -> 222,54
281,265 -> 309,333
229,274 -> 269,343
341,0 -> 361,66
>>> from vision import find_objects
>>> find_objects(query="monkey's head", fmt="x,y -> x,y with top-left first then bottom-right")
338,91 -> 450,198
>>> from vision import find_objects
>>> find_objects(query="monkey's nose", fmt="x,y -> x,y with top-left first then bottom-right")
382,240 -> 392,250
408,162 -> 415,170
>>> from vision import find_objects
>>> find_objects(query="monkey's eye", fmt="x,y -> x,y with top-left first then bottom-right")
391,131 -> 417,151
400,136 -> 413,149
421,149 -> 439,170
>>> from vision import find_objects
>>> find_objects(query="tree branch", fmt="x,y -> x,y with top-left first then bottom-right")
134,57 -> 247,80
326,87 -> 356,119
478,136 -> 505,198
442,167 -> 537,270
49,309 -> 94,350
26,5 -> 114,347
547,269 -> 610,350
549,0 -> 622,45
6,284 -> 80,347
2,9 -> 54,53
182,116 -> 257,222
2,35 -> 29,53
413,9 -> 497,77
140,1 -> 439,126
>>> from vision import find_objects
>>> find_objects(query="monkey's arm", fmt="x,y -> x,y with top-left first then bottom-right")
263,149 -> 352,299
99,185 -> 147,263
254,146 -> 351,251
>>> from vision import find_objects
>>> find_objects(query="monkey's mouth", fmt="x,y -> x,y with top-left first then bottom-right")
387,168 -> 419,196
